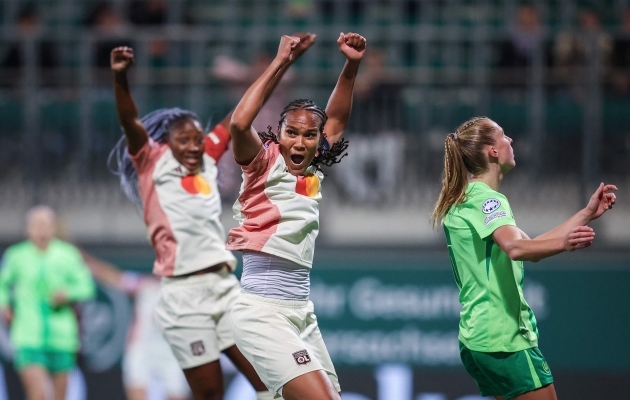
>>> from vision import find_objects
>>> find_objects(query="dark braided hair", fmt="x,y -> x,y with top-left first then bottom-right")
108,108 -> 201,204
257,99 -> 349,172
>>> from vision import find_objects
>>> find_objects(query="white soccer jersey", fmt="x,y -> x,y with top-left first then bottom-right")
227,141 -> 323,268
131,125 -> 237,276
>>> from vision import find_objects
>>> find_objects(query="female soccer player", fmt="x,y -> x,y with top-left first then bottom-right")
430,116 -> 617,400
109,37 -> 315,400
227,32 -> 366,400
0,206 -> 95,400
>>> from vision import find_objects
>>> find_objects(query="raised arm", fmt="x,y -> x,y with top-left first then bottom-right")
230,35 -> 301,165
216,33 -> 316,136
111,46 -> 148,155
323,32 -> 366,145
492,183 -> 617,262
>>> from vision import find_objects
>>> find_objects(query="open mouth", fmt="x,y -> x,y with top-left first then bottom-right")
290,154 -> 305,165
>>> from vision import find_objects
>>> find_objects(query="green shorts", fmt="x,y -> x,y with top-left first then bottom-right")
15,348 -> 76,373
459,341 -> 554,399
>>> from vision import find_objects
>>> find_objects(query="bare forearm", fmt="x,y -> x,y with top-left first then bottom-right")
503,237 -> 565,262
221,62 -> 289,133
113,71 -> 147,153
231,59 -> 286,133
113,71 -> 140,127
534,209 -> 591,241
325,59 -> 361,142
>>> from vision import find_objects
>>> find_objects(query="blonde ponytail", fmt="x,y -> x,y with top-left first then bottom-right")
430,117 -> 498,227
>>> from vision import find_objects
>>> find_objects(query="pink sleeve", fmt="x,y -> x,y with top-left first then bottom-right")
129,141 -> 163,175
240,141 -> 277,177
204,124 -> 231,162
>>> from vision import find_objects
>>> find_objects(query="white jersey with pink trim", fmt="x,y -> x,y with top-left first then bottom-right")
131,125 -> 237,277
227,141 -> 323,268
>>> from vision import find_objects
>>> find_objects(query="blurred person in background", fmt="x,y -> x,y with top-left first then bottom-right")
431,117 -> 617,400
108,37 -> 315,400
0,206 -> 95,400
553,9 -> 613,99
1,4 -> 59,88
610,9 -> 630,95
82,252 -> 189,400
227,32 -> 364,400
85,2 -> 132,72
129,0 -> 167,26
495,5 -> 553,87
128,0 -> 169,68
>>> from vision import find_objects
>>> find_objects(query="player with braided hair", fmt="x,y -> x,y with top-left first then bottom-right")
431,116 -> 617,400
257,99 -> 349,171
227,32 -> 366,400
108,39 -> 315,400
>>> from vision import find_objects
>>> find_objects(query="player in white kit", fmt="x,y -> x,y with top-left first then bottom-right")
227,33 -> 366,400
108,39 -> 314,400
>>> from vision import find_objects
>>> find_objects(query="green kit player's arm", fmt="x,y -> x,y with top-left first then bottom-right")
0,251 -> 16,323
493,183 -> 617,262
533,183 -> 617,242
493,224 -> 594,262
56,247 -> 96,305
0,252 -> 14,307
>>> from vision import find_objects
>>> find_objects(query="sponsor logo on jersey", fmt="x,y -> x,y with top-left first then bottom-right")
181,174 -> 212,195
484,210 -> 507,226
293,349 -> 311,365
190,340 -> 206,356
482,198 -> 501,214
296,174 -> 320,198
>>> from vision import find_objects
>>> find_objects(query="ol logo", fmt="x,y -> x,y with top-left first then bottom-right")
190,340 -> 206,356
482,198 -> 501,214
293,349 -> 311,365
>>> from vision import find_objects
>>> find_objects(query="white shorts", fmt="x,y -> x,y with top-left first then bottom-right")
155,268 -> 241,369
123,343 -> 189,398
231,292 -> 340,395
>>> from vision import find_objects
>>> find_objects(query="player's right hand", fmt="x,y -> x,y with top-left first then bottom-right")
111,46 -> 134,72
276,35 -> 301,65
563,225 -> 595,251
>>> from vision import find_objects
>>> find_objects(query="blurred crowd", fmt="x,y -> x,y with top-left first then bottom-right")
1,1 -> 630,205
4,2 -> 630,89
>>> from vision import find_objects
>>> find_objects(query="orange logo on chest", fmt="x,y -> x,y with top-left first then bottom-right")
181,175 -> 211,195
296,175 -> 319,198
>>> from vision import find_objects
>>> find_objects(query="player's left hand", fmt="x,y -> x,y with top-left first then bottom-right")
337,32 -> 366,61
585,182 -> 617,220
291,32 -> 317,61
51,291 -> 69,308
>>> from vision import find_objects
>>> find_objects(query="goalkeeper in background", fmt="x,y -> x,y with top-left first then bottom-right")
0,205 -> 95,400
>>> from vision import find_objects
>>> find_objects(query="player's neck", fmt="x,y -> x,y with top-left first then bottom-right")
471,166 -> 503,192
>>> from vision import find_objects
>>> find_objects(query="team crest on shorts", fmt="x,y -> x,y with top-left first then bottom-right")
190,340 -> 206,356
292,350 -> 311,365
542,360 -> 550,374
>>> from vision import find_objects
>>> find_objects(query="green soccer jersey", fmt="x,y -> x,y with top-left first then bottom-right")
0,239 -> 95,352
444,181 -> 538,353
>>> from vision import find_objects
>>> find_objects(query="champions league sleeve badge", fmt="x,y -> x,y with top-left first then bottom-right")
481,198 -> 501,214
